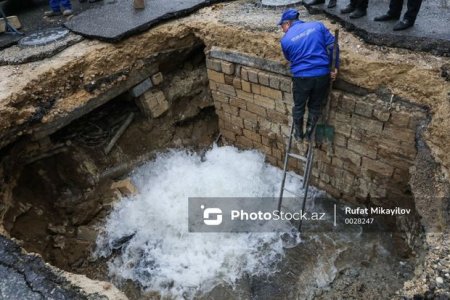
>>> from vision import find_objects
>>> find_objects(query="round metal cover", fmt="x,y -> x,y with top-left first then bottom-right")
19,27 -> 70,47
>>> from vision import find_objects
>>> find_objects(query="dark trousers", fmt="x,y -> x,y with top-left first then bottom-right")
388,0 -> 422,22
292,74 -> 330,126
49,0 -> 72,11
350,0 -> 368,10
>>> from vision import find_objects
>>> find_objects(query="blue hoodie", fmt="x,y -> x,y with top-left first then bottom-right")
281,20 -> 339,78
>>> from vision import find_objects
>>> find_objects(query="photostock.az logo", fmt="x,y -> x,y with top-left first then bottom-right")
201,205 -> 222,226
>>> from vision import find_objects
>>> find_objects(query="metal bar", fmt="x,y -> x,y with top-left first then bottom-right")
288,153 -> 307,162
104,112 -> 134,155
277,121 -> 295,212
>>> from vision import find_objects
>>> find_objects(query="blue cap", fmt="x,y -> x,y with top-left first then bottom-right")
277,9 -> 300,25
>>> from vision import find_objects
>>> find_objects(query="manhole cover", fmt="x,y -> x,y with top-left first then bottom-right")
261,0 -> 303,7
19,27 -> 70,47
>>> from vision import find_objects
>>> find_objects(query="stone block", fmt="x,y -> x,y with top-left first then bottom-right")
251,83 -> 261,95
243,129 -> 261,143
241,68 -> 249,81
223,120 -> 242,135
236,90 -> 254,102
211,91 -> 229,103
224,75 -> 234,85
243,119 -> 258,131
279,78 -> 291,93
230,115 -> 244,128
221,128 -> 236,142
209,80 -> 217,91
247,69 -> 259,83
240,110 -> 258,122
229,97 -> 247,109
207,69 -> 225,84
334,146 -> 361,167
137,90 -> 169,118
275,101 -> 288,114
334,133 -> 347,147
216,83 -> 236,96
236,135 -> 253,148
389,110 -> 410,127
130,78 -> 153,98
241,80 -> 251,92
267,109 -> 288,125
77,226 -> 98,242
151,72 -> 164,86
408,111 -> 425,129
373,107 -> 391,122
351,115 -> 383,133
269,75 -> 280,89
362,157 -> 394,177
206,58 -> 222,72
334,122 -> 352,137
221,61 -> 235,75
337,94 -> 356,112
258,72 -> 270,86
347,139 -> 377,159
232,78 -> 242,90
283,92 -> 293,104
260,86 -> 282,100
111,178 -> 138,196
221,103 -> 239,115
382,124 -> 415,143
354,100 -> 373,117
247,102 -> 267,117
254,94 -> 276,110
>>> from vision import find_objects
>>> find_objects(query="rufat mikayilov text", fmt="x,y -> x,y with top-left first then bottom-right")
345,206 -> 411,215
231,210 -> 326,221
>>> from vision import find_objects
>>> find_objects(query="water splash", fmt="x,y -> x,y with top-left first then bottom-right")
96,145 -> 309,298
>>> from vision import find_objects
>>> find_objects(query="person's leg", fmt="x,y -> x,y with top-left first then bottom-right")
403,0 -> 422,23
387,0 -> 403,18
292,77 -> 313,140
306,74 -> 330,139
349,0 -> 367,18
341,0 -> 357,13
48,0 -> 61,12
60,0 -> 72,10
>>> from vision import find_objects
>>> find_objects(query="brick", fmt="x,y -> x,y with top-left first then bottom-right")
236,89 -> 254,102
221,61 -> 235,75
254,94 -> 276,110
211,91 -> 229,103
131,78 -> 153,97
230,115 -> 244,128
221,103 -> 239,115
333,111 -> 351,123
334,133 -> 347,147
247,69 -> 259,83
258,72 -> 270,86
209,80 -> 217,91
216,83 -> 236,96
347,139 -> 377,159
229,97 -> 247,109
354,100 -> 373,117
151,72 -> 163,86
267,109 -> 288,125
240,109 -> 258,122
334,146 -> 361,166
247,102 -> 267,117
272,148 -> 283,160
269,75 -> 280,89
224,74 -> 234,85
206,58 -> 222,72
283,92 -> 293,104
235,65 -> 242,78
275,101 -> 287,114
241,80 -> 251,92
252,142 -> 272,156
335,122 -> 352,137
207,69 -> 225,84
389,110 -> 410,127
337,94 -> 356,112
373,107 -> 391,122
251,83 -> 261,95
265,155 -> 278,166
243,119 -> 258,130
331,157 -> 344,167
279,78 -> 291,92
223,119 -> 242,135
236,135 -> 253,148
408,111 -> 425,129
137,90 -> 169,118
260,85 -> 282,100
382,124 -> 415,143
111,178 -> 138,196
351,115 -> 383,133
221,129 -> 236,142
232,78 -> 242,90
241,68 -> 249,81
362,157 -> 394,177
243,129 -> 261,142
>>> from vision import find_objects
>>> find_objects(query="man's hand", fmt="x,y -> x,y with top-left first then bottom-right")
330,68 -> 338,81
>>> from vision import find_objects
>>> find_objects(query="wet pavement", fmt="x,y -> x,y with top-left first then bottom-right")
65,0 -> 227,42
305,0 -> 450,56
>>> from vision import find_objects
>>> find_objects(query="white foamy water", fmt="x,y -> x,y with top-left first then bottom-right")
96,145 -> 309,298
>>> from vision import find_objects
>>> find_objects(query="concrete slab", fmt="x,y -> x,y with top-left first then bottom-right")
305,0 -> 450,56
64,0 -> 227,42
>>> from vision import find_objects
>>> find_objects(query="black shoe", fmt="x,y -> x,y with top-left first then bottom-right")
374,13 -> 399,21
293,119 -> 304,141
349,9 -> 366,19
327,0 -> 337,8
340,4 -> 355,14
304,0 -> 325,5
393,19 -> 414,31
305,116 -> 318,141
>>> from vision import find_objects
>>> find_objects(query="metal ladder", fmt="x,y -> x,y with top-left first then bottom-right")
277,121 -> 316,232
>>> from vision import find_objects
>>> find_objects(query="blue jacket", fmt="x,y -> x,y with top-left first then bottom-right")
281,20 -> 339,78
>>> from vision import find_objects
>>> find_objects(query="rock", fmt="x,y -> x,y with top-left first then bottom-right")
136,90 -> 170,118
151,72 -> 164,86
111,178 -> 138,196
436,277 -> 444,285
77,226 -> 98,242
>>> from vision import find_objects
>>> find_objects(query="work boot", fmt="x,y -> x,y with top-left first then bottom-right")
304,0 -> 325,5
44,10 -> 62,17
293,119 -> 304,141
340,4 -> 355,14
374,13 -> 399,21
62,9 -> 73,16
393,19 -> 414,31
327,0 -> 337,8
305,116 -> 318,141
349,9 -> 366,19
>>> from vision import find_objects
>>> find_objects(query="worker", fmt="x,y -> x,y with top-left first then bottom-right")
44,0 -> 72,16
278,9 -> 339,141
374,0 -> 423,30
340,0 -> 368,19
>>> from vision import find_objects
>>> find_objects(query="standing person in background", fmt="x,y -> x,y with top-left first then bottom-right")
340,0 -> 368,19
44,0 -> 72,16
278,9 -> 339,141
374,0 -> 423,30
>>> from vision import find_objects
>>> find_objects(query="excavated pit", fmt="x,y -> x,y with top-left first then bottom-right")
0,1 -> 449,299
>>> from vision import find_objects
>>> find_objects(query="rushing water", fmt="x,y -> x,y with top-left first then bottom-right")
96,145 -> 320,298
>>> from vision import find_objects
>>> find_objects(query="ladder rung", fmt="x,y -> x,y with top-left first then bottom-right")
288,153 -> 307,162
283,187 -> 303,197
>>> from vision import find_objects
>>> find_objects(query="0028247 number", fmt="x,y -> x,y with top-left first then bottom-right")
344,218 -> 374,225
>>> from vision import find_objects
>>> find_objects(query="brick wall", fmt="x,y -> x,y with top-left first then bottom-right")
206,48 -> 427,204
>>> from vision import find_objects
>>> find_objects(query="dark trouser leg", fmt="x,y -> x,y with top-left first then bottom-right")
387,0 -> 403,18
357,0 -> 368,10
307,74 -> 330,123
292,77 -> 313,139
49,0 -> 61,12
404,0 -> 422,22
